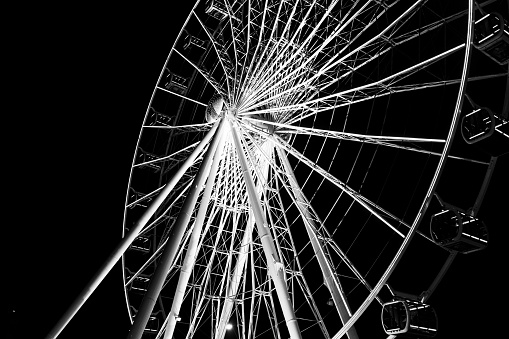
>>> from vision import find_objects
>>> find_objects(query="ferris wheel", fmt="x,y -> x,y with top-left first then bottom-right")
47,1 -> 509,338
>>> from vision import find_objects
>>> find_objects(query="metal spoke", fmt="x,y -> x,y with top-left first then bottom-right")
156,85 -> 208,106
270,132 -> 405,238
173,48 -> 228,97
241,0 -> 424,112
239,43 -> 464,117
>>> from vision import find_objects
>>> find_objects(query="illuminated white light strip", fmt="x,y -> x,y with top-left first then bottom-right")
475,14 -> 490,24
496,121 -> 508,127
270,135 -> 406,238
464,108 -> 481,117
433,210 -> 450,217
495,126 -> 509,138
463,232 -> 488,243
409,325 -> 437,331
469,131 -> 488,139
478,32 -> 496,44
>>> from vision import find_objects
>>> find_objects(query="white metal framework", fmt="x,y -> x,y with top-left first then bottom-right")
46,1 -> 508,339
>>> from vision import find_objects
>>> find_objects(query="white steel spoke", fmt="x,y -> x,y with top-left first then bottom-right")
241,121 -> 408,238
240,125 -> 385,305
142,122 -> 213,132
156,85 -> 208,106
224,0 -> 241,103
192,9 -> 235,100
241,117 -> 487,164
243,0 -> 301,91
271,132 -> 405,238
173,48 -> 228,97
239,71 -> 504,131
240,0 -> 286,101
235,0 -> 270,104
305,2 -> 491,97
233,0 -> 253,104
240,43 -> 464,117
244,117 -> 445,143
241,0 -> 421,112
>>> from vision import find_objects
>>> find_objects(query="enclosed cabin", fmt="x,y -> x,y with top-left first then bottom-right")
243,114 -> 295,143
461,105 -> 509,156
148,108 -> 174,127
382,299 -> 437,338
183,33 -> 206,51
205,0 -> 228,21
473,12 -> 509,65
129,235 -> 151,253
430,209 -> 488,254
130,273 -> 151,293
164,72 -> 189,96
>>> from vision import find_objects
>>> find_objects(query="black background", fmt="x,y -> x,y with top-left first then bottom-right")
5,2 -> 508,338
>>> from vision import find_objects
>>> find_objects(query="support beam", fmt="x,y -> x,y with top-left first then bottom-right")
229,119 -> 302,339
45,122 -> 220,339
127,119 -> 227,339
215,214 -> 254,339
163,129 -> 225,339
277,146 -> 359,339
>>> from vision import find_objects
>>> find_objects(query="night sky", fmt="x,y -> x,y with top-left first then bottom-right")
6,2 -> 508,338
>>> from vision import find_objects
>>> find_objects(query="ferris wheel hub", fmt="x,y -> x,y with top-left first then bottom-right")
226,105 -> 238,118
205,94 -> 226,122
